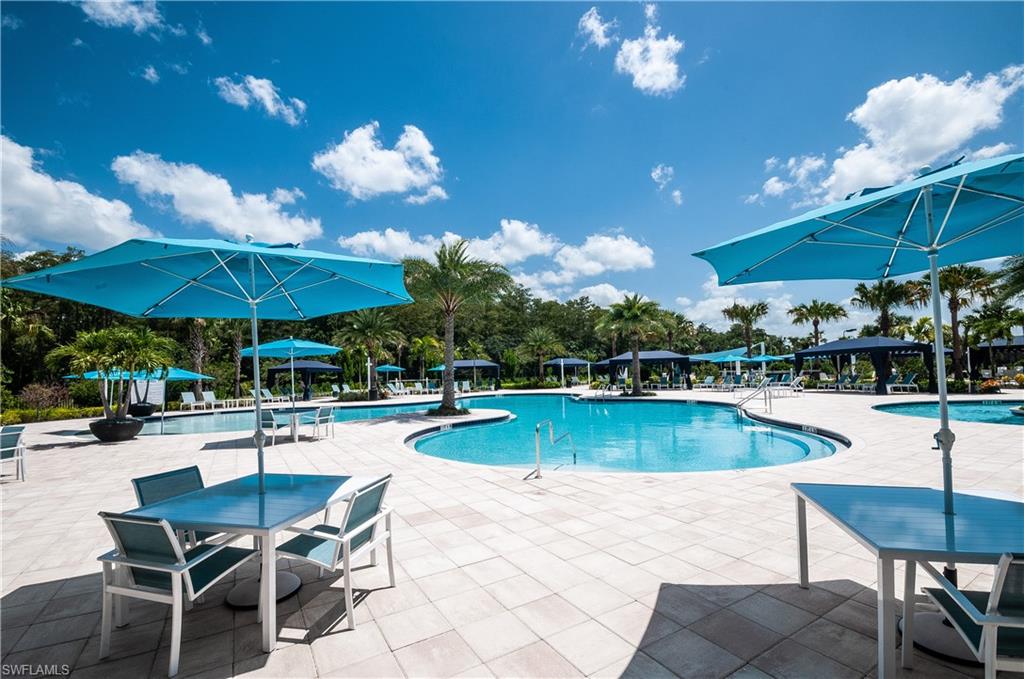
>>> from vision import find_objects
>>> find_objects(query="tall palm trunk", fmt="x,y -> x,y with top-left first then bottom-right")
368,348 -> 379,401
812,319 -> 820,346
538,355 -> 544,380
231,325 -> 243,399
949,300 -> 962,377
442,313 -> 456,410
631,339 -> 642,396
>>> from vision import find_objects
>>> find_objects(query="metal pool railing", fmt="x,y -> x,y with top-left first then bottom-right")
525,419 -> 577,480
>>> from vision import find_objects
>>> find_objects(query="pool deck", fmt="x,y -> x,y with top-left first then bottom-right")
2,389 -> 1022,678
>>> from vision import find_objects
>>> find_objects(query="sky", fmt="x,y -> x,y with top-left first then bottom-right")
2,1 -> 1022,339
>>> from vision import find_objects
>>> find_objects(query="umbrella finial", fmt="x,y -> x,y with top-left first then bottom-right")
245,233 -> 256,243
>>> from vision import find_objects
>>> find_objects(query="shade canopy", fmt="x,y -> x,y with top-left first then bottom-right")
605,350 -> 688,366
241,338 -> 341,358
266,360 -> 344,374
689,344 -> 762,362
693,154 -> 1023,285
794,336 -> 938,395
747,354 -> 788,362
375,364 -> 404,373
65,367 -> 214,381
429,359 -> 499,370
708,354 -> 752,364
4,237 -> 412,319
543,357 -> 591,367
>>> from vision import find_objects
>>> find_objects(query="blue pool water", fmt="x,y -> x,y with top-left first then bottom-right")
415,395 -> 837,472
140,394 -> 838,472
875,400 -> 1024,426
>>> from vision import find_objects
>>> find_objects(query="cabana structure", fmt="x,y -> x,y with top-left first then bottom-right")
794,336 -> 937,395
969,334 -> 1024,380
267,359 -> 344,400
543,357 -> 591,386
429,359 -> 500,386
606,350 -> 691,389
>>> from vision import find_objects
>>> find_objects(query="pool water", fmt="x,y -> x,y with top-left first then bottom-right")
875,400 -> 1024,426
415,395 -> 837,472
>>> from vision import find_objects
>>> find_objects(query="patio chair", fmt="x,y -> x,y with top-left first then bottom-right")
461,380 -> 472,393
131,466 -> 219,548
831,374 -> 851,391
277,475 -> 395,631
310,406 -> 335,439
891,373 -> 919,393
342,384 -> 353,395
260,409 -> 283,445
411,382 -> 425,394
694,376 -> 716,390
97,512 -> 259,678
1,426 -> 26,481
201,390 -> 230,409
180,392 -> 206,411
331,384 -> 341,398
260,388 -> 284,404
919,553 -> 1024,678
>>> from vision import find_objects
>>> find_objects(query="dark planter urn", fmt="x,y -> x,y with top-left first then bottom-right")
89,418 -> 145,442
127,402 -> 158,417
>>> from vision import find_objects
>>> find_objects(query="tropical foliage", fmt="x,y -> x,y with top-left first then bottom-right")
787,300 -> 847,346
599,294 -> 663,396
721,301 -> 769,356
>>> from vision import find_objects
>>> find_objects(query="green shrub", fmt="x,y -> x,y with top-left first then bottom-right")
694,363 -> 720,380
502,379 -> 561,390
1,406 -> 107,425
979,379 -> 1002,394
335,391 -> 371,402
947,379 -> 969,394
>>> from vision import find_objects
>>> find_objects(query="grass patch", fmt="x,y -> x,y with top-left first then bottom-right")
426,405 -> 469,416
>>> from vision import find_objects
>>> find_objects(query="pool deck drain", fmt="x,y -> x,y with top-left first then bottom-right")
2,389 -> 1020,678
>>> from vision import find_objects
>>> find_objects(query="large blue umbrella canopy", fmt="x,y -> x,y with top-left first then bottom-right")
375,364 -> 404,372
708,354 -> 753,364
693,153 -> 1023,521
65,368 -> 214,381
5,236 -> 411,493
241,337 -> 341,409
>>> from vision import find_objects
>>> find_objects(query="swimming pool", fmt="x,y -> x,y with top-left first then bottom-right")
875,400 -> 1024,426
414,395 -> 837,473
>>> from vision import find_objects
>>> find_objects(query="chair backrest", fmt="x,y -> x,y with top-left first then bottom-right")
462,381 -> 471,390
132,466 -> 205,506
331,384 -> 340,394
99,511 -> 182,589
0,430 -> 23,457
702,376 -> 713,385
733,375 -> 742,384
660,375 -> 669,385
341,475 -> 392,551
885,373 -> 899,385
260,409 -> 277,428
902,373 -> 917,384
250,389 -> 258,398
202,391 -> 217,402
261,389 -> 274,399
181,392 -> 197,404
988,552 -> 1024,617
342,384 -> 351,393
315,406 -> 333,423
780,374 -> 791,384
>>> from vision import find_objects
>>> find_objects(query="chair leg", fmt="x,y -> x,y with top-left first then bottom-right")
169,575 -> 183,677
343,545 -> 355,630
100,563 -> 113,658
385,516 -> 396,587
370,548 -> 377,567
114,568 -> 128,628
982,626 -> 997,679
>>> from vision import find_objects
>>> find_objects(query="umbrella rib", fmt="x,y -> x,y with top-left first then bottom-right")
931,175 -> 967,248
254,255 -> 305,319
140,257 -> 248,316
939,204 -> 1024,250
273,256 -> 411,302
211,251 -> 254,302
722,236 -> 813,284
933,182 -> 1024,205
882,189 -> 922,279
813,219 -> 928,249
806,240 -> 921,251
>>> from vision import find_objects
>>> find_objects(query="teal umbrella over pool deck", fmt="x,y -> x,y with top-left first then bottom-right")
693,153 -> 1023,657
241,337 -> 341,411
5,236 -> 411,493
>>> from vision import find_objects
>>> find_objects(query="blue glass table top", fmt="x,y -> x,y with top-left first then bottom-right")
793,483 -> 1024,562
128,473 -> 382,534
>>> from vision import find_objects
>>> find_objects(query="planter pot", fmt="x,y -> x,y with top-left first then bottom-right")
89,418 -> 145,442
127,403 -> 157,417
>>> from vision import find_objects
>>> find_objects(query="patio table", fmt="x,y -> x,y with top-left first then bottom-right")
793,483 -> 1024,679
129,472 -> 384,653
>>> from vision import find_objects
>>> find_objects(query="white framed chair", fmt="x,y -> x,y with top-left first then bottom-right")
131,466 -> 220,547
311,406 -> 335,439
180,392 -> 206,411
97,512 -> 259,677
0,426 -> 27,481
260,409 -> 284,445
277,475 -> 395,630
919,554 -> 1024,678
201,390 -> 230,409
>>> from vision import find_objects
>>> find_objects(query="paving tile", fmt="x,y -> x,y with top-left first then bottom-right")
823,597 -> 880,639
456,611 -> 538,662
689,608 -> 783,661
77,620 -> 165,667
434,588 -> 507,628
11,611 -> 100,652
321,651 -> 405,678
486,640 -> 583,678
759,582 -> 847,615
728,592 -> 817,636
416,568 -> 480,601
1,638 -> 86,673
595,600 -> 680,648
510,594 -> 588,638
376,602 -> 452,650
234,642 -> 317,677
750,638 -> 862,679
483,574 -> 552,609
792,617 -> 878,672
643,628 -> 746,679
558,580 -> 632,617
150,629 -> 233,679
592,651 -> 677,679
462,557 -> 523,587
309,621 -> 391,675
72,651 -> 155,679
394,630 -> 480,677
643,584 -> 720,627
545,619 -> 635,676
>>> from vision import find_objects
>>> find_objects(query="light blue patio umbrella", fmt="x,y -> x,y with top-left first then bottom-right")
694,153 -> 1023,657
5,236 -> 412,493
375,364 -> 404,386
241,337 -> 340,411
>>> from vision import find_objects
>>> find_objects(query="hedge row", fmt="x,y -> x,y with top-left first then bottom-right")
2,407 -> 108,425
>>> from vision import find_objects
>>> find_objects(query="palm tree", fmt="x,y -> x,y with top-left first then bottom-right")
721,301 -> 769,356
912,265 -> 996,377
966,302 -> 1024,379
409,335 -> 443,379
518,327 -> 565,380
894,316 -> 935,343
995,255 -> 1024,302
404,240 -> 509,413
659,311 -> 694,352
599,294 -> 662,396
334,308 -> 404,400
787,300 -> 847,346
850,280 -> 915,337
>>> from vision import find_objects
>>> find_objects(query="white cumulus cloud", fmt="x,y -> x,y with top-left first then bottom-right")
676,274 -> 794,335
111,151 -> 321,243
575,282 -> 633,307
141,65 -> 159,84
312,121 -> 446,203
614,4 -> 684,96
213,75 -> 306,126
671,189 -> 683,205
578,7 -> 617,49
555,233 -> 654,280
1,135 -> 155,249
79,0 -> 181,37
651,163 -> 674,190
967,142 -> 1014,160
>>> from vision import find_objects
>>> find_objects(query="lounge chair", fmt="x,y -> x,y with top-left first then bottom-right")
1,426 -> 26,481
180,392 -> 206,411
201,390 -> 230,409
260,409 -> 284,445
261,388 -> 285,404
331,384 -> 341,398
461,380 -> 472,393
97,512 -> 259,678
310,406 -> 335,439
891,373 -> 919,393
694,376 -> 716,390
277,476 -> 395,631
132,466 -> 220,547
831,375 -> 851,391
411,382 -> 425,394
918,553 -> 1024,678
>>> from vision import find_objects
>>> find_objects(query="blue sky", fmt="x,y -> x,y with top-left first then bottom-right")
2,1 -> 1022,337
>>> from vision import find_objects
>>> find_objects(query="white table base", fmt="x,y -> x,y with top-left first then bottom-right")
225,571 -> 302,610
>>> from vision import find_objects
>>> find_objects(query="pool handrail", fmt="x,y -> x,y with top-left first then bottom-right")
526,419 -> 577,480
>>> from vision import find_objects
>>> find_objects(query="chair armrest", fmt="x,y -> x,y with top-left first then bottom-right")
342,507 -> 392,544
918,561 -> 987,624
97,550 -> 186,573
283,526 -> 345,542
182,533 -> 248,569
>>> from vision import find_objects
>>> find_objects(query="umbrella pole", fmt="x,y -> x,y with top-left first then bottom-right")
160,378 -> 167,435
248,258 -> 266,495
290,352 -> 296,414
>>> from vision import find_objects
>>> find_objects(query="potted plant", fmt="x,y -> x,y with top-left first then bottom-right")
48,327 -> 177,442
